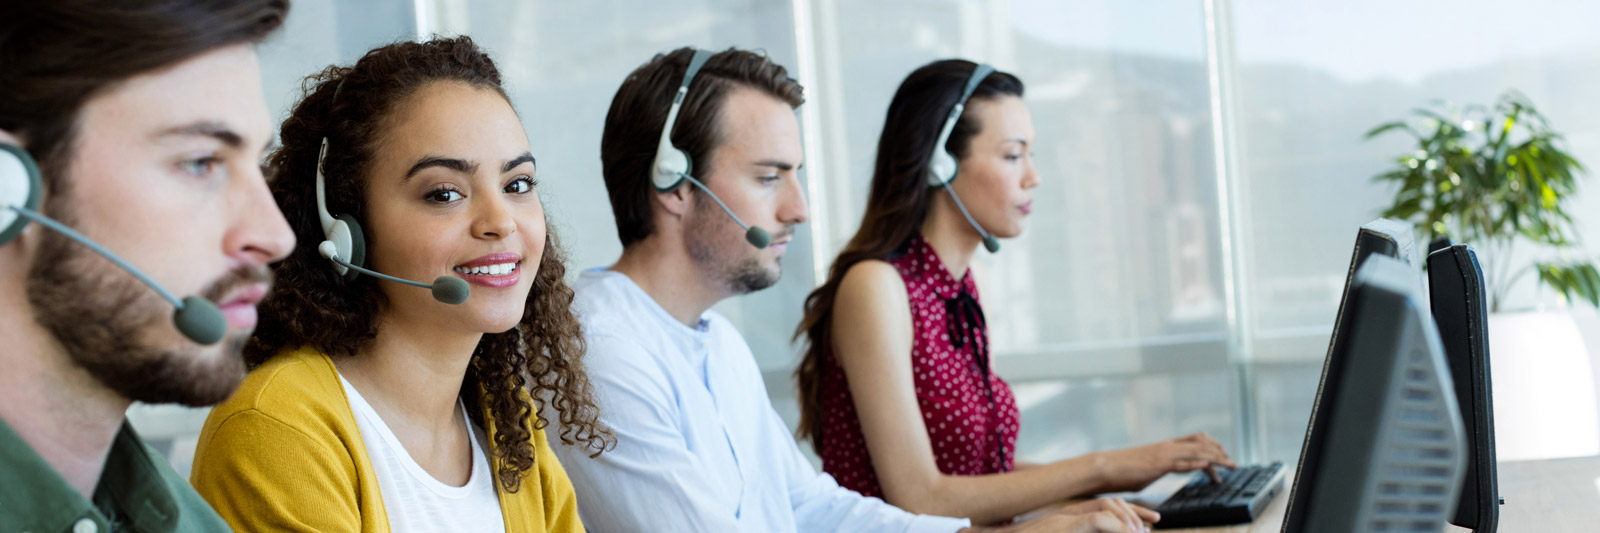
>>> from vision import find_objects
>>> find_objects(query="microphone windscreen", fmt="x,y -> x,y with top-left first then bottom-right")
431,276 -> 470,305
982,235 -> 1001,253
174,296 -> 227,345
746,226 -> 771,249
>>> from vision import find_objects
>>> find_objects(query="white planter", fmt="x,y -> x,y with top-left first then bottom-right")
1487,310 -> 1600,461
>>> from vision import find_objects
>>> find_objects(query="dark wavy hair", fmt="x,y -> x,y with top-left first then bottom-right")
600,47 -> 804,247
0,0 -> 289,181
793,59 -> 1023,448
247,36 -> 613,492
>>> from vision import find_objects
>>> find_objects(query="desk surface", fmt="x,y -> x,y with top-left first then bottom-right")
1175,455 -> 1600,532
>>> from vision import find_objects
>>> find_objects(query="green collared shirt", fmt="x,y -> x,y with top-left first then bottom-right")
0,416 -> 230,533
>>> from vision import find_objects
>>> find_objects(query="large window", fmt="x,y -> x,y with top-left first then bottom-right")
1231,0 -> 1600,462
125,0 -> 1600,477
422,0 -> 813,375
802,0 -> 1239,462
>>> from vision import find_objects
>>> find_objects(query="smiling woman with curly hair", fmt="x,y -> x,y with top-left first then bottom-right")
189,36 -> 613,532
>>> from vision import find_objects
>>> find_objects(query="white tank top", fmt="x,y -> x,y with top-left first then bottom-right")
339,374 -> 507,533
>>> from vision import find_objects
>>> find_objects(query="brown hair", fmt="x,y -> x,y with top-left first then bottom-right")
599,47 -> 805,247
249,36 -> 613,492
793,59 -> 1023,448
0,0 -> 289,180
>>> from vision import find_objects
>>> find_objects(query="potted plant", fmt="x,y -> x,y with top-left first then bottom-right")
1368,90 -> 1599,460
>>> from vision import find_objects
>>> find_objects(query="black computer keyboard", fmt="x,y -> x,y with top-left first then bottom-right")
1153,461 -> 1286,529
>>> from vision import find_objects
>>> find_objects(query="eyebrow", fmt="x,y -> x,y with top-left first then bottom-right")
156,121 -> 246,149
1005,138 -> 1031,147
753,159 -> 802,172
502,152 -> 535,173
405,156 -> 478,180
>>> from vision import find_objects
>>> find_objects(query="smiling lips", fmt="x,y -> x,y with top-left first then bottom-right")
452,252 -> 523,288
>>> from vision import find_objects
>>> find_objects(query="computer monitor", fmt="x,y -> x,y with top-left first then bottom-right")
1324,218 -> 1419,378
1292,217 -> 1416,491
1428,244 -> 1500,531
1280,254 -> 1466,532
1354,218 -> 1419,270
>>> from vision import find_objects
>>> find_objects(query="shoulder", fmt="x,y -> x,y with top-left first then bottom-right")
570,268 -> 631,317
571,269 -> 653,338
837,259 -> 911,313
199,347 -> 356,454
212,348 -> 347,422
841,259 -> 906,288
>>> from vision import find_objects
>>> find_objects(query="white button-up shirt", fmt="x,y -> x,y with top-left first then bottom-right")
552,269 -> 970,533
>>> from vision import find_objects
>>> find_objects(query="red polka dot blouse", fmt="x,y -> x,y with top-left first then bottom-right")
816,234 -> 1021,499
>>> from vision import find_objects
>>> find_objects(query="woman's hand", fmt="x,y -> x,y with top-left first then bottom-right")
1007,497 -> 1157,532
1096,432 -> 1237,492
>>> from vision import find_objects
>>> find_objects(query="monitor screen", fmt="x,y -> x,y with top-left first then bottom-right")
1281,254 -> 1466,532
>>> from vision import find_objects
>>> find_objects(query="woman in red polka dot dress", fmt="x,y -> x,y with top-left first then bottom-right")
794,60 -> 1235,528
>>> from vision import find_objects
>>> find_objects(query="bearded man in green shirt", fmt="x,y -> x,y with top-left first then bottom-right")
0,2 -> 295,531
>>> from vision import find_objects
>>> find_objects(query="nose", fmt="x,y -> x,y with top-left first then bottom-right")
1021,156 -> 1041,190
226,163 -> 295,267
472,193 -> 518,240
779,173 -> 809,226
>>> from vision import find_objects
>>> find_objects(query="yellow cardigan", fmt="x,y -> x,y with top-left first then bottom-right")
189,347 -> 585,532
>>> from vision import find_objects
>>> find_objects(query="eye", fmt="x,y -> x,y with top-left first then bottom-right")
505,175 -> 537,194
759,175 -> 781,185
180,155 -> 224,178
1004,153 -> 1024,161
426,187 -> 464,203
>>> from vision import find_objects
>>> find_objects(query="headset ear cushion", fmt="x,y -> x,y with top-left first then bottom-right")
652,146 -> 692,192
928,149 -> 958,187
337,213 -> 365,281
0,144 -> 43,246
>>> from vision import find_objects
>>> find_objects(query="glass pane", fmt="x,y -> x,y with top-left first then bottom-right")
1014,371 -> 1239,464
806,0 -> 1232,456
1231,0 -> 1600,462
432,0 -> 810,372
812,0 -> 1227,358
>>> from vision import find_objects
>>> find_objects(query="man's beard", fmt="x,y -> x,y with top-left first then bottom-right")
25,201 -> 265,407
684,190 -> 783,295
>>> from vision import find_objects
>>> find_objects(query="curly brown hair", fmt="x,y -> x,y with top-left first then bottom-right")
247,36 -> 613,492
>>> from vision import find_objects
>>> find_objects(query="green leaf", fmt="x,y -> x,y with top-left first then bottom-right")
1371,89 -> 1589,298
1365,121 -> 1416,140
1579,264 -> 1600,307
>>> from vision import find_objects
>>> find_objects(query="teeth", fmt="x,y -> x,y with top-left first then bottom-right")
453,262 -> 516,276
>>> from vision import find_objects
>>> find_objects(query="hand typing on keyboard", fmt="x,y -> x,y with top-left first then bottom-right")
1092,432 -> 1239,493
994,498 -> 1157,533
1151,462 -> 1286,529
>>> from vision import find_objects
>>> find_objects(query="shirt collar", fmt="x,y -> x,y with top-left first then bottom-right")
903,234 -> 975,301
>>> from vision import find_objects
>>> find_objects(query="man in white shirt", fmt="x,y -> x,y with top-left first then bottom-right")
551,46 -> 1149,532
